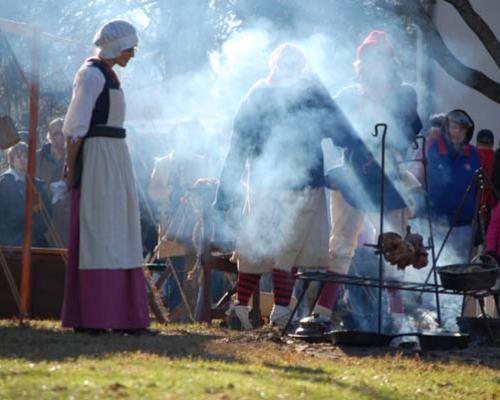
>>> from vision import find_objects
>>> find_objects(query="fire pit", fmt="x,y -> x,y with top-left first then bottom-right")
329,330 -> 394,347
329,330 -> 469,350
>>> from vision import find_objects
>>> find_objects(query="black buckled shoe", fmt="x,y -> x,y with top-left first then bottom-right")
73,327 -> 108,335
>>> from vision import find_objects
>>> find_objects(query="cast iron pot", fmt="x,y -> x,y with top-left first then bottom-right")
438,263 -> 500,291
416,331 -> 469,351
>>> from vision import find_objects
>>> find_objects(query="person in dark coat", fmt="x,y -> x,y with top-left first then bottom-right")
426,110 -> 480,262
0,142 -> 51,247
475,129 -> 496,227
491,137 -> 500,197
36,118 -> 66,189
214,43 -> 359,329
36,117 -> 69,247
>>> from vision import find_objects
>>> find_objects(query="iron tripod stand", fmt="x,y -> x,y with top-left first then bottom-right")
281,124 -> 444,338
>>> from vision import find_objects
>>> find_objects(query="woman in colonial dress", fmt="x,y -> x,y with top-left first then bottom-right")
61,20 -> 150,334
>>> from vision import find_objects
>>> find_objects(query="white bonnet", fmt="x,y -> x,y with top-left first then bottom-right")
93,20 -> 138,58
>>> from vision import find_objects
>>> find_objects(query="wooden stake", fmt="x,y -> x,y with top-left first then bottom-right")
19,30 -> 39,322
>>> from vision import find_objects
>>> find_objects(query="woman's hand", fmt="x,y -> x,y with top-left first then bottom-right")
64,136 -> 84,189
63,163 -> 73,188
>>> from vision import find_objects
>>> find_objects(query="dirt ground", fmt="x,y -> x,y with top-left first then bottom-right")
2,319 -> 499,369
220,326 -> 500,369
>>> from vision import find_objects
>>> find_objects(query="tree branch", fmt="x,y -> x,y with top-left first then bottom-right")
442,0 -> 500,70
380,0 -> 500,104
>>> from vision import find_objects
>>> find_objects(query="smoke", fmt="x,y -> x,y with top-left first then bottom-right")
123,20 -> 359,219
2,1 -> 473,332
1,1 -> 419,171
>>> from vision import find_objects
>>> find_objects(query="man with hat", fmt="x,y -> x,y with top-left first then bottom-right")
316,31 -> 423,327
214,43 -> 359,330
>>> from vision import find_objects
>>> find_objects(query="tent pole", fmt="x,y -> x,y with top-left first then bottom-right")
19,29 -> 39,323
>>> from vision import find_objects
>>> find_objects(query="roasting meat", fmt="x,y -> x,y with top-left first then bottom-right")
379,227 -> 429,270
404,226 -> 429,269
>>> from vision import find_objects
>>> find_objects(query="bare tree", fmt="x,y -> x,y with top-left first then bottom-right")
232,0 -> 500,104
3,0 -> 499,107
375,0 -> 500,104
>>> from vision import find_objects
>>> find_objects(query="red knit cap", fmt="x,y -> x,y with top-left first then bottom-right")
356,31 -> 394,61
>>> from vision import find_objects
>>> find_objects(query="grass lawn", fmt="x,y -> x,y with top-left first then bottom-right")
0,319 -> 499,399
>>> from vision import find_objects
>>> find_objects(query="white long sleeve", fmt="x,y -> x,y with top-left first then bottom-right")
63,65 -> 105,139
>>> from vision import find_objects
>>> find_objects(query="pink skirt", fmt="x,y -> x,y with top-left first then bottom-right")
61,188 -> 149,329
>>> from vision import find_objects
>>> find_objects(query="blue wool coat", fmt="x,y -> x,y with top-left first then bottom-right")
0,171 -> 51,246
214,75 -> 360,208
426,135 -> 480,226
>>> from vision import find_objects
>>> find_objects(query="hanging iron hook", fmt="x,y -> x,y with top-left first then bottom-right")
414,134 -> 425,146
373,122 -> 388,335
372,123 -> 387,138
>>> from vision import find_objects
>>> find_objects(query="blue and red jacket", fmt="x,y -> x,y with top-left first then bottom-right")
426,134 -> 480,226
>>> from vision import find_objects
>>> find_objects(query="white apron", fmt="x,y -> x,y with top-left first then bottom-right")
78,88 -> 143,270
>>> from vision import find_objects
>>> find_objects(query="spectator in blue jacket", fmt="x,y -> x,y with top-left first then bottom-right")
426,109 -> 480,262
0,142 -> 52,247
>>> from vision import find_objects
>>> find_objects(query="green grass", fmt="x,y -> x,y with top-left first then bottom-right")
0,320 -> 499,399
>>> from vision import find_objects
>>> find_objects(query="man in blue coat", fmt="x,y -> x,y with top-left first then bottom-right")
426,109 -> 480,262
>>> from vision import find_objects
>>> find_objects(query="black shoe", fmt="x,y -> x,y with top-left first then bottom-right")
73,327 -> 108,335
112,328 -> 159,336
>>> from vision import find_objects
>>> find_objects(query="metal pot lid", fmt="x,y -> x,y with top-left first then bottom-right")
295,325 -> 322,334
299,313 -> 332,328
